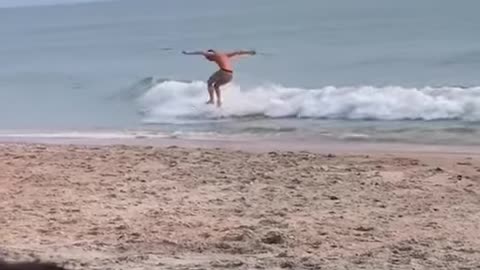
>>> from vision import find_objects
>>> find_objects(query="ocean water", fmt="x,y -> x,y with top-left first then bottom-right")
1,0 -> 480,144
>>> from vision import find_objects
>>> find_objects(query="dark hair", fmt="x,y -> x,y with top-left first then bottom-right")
207,49 -> 215,53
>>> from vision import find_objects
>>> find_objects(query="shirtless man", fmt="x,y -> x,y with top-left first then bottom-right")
182,49 -> 256,107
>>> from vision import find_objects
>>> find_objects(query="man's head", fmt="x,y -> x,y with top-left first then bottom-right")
205,49 -> 216,61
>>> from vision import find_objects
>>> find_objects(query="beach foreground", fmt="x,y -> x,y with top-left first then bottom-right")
1,142 -> 480,269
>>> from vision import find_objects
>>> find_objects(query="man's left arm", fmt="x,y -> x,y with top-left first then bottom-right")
226,50 -> 256,57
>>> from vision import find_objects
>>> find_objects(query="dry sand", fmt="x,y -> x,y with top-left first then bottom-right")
1,142 -> 480,269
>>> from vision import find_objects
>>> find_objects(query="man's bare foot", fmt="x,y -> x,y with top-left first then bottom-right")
206,100 -> 214,105
216,100 -> 222,107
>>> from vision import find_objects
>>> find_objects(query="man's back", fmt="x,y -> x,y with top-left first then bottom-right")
205,52 -> 233,71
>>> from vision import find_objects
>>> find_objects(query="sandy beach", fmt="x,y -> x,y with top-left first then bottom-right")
1,140 -> 480,270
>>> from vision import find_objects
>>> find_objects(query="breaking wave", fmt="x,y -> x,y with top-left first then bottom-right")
138,80 -> 480,123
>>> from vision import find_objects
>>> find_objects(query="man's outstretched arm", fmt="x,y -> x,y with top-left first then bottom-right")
182,50 -> 207,56
226,50 -> 256,57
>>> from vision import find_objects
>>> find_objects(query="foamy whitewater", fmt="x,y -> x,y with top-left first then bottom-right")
2,0 -> 480,144
140,81 -> 480,122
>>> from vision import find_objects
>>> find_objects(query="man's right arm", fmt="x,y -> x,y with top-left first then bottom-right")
182,51 -> 207,56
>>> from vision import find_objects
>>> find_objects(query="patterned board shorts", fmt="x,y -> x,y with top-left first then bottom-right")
208,69 -> 233,87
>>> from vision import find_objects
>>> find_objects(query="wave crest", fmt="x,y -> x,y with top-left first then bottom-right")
138,80 -> 480,123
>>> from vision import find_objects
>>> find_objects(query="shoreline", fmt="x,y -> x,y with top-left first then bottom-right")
2,135 -> 480,156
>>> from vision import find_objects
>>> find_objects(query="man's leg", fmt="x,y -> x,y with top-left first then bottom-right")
214,85 -> 222,107
213,71 -> 233,107
206,71 -> 219,105
207,83 -> 215,104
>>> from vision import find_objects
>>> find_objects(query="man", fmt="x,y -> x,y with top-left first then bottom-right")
182,49 -> 256,107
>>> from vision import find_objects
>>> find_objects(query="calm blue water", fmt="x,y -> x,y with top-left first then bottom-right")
1,0 -> 480,144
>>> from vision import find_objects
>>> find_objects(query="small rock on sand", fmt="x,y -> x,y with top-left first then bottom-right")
262,231 -> 285,245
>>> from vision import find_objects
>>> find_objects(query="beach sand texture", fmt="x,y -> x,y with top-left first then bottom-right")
1,143 -> 480,269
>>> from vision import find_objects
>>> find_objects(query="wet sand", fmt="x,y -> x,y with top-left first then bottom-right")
1,141 -> 480,269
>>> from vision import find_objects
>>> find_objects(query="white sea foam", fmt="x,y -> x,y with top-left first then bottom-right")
138,80 -> 480,122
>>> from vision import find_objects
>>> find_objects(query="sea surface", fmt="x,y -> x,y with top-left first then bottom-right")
1,0 -> 480,145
